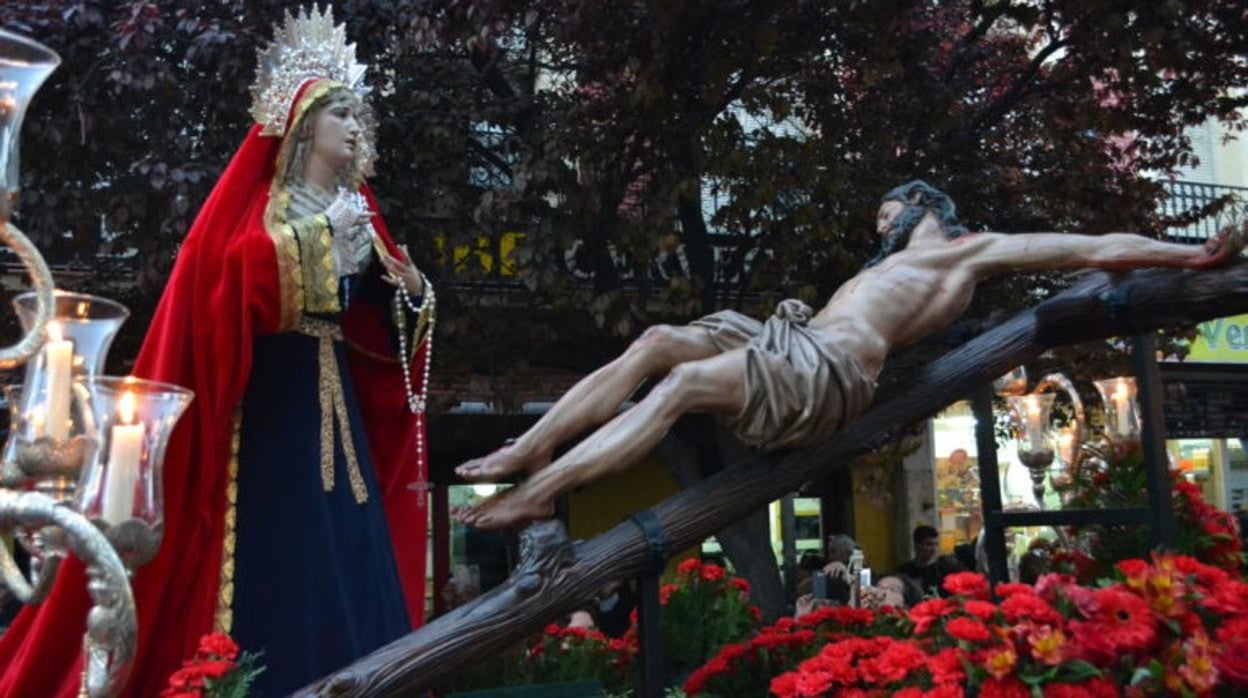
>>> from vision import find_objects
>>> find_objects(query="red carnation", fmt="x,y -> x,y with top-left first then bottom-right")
1115,559 -> 1149,589
928,647 -> 967,685
1042,683 -> 1093,698
978,677 -> 1030,698
195,660 -> 235,680
1000,592 -> 1063,626
729,576 -> 751,594
196,632 -> 240,661
994,582 -> 1036,598
676,557 -> 699,574
962,600 -> 998,621
923,686 -> 966,698
909,598 -> 956,634
943,572 -> 991,599
1215,617 -> 1248,687
699,563 -> 725,582
945,616 -> 992,644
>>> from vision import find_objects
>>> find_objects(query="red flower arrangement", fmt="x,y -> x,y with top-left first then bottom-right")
161,632 -> 264,698
685,554 -> 1248,697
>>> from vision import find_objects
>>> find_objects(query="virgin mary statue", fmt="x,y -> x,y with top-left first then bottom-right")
0,7 -> 434,696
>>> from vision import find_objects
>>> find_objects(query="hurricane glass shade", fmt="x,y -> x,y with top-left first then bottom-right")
1092,376 -> 1140,443
75,376 -> 193,528
1006,393 -> 1056,467
0,29 -> 60,219
1,292 -> 129,489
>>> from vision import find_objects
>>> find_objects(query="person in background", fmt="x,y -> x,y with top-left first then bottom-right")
897,524 -> 965,596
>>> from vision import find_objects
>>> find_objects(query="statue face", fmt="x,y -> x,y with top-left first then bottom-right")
309,94 -> 362,172
876,200 -> 904,238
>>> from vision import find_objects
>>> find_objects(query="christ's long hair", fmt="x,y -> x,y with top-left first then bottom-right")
867,180 -> 969,267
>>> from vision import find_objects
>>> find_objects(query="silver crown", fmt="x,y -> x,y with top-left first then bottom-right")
249,5 -> 369,138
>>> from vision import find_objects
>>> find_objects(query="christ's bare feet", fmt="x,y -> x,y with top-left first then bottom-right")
453,486 -> 554,530
455,444 -> 548,482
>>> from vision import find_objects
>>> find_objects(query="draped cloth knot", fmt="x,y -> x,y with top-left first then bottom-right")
296,317 -> 369,504
773,298 -> 813,324
690,299 -> 876,451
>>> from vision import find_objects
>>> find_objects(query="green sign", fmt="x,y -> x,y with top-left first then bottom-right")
1188,314 -> 1248,363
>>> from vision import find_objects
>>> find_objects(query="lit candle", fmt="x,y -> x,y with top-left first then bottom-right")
1112,380 -> 1131,435
43,321 -> 73,442
102,391 -> 144,525
1057,429 -> 1075,463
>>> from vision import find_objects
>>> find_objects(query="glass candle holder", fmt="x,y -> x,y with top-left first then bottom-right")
1093,376 -> 1139,444
1006,393 -> 1056,507
75,376 -> 193,570
1,292 -> 128,495
0,29 -> 61,221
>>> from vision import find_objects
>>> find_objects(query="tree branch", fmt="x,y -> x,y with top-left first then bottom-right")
295,262 -> 1248,697
940,37 -> 1066,156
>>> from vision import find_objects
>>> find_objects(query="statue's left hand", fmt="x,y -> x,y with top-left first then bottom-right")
382,244 -> 425,295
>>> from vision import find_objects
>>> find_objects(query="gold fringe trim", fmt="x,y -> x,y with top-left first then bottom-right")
214,410 -> 242,633
301,317 -> 368,504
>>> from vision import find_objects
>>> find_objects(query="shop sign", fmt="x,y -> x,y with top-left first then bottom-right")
1187,314 -> 1248,363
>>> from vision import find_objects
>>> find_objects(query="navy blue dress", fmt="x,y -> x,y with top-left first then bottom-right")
231,315 -> 410,695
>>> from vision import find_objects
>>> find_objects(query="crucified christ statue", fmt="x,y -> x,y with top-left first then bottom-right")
454,180 -> 1245,529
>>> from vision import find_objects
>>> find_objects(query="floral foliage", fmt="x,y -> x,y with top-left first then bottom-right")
161,633 -> 264,698
654,559 -> 762,679
1055,442 -> 1243,580
685,557 -> 1248,697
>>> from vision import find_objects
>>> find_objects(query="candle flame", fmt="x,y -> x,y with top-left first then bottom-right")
1113,380 -> 1130,401
118,391 -> 137,425
47,321 -> 62,343
76,301 -> 89,318
1025,395 -> 1041,416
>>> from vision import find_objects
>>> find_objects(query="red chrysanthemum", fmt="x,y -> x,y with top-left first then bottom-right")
943,572 -> 991,599
923,686 -> 966,698
1215,617 -> 1248,687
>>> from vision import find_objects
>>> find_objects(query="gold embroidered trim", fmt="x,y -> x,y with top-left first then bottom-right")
214,409 -> 242,633
290,213 -> 340,314
269,213 -> 304,331
299,317 -> 368,504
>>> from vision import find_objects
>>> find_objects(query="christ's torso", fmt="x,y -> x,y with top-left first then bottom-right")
809,242 -> 981,379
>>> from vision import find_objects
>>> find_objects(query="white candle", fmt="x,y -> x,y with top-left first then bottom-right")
43,321 -> 73,442
1024,395 -> 1043,437
102,391 -> 144,525
1112,380 -> 1131,435
1057,429 -> 1074,463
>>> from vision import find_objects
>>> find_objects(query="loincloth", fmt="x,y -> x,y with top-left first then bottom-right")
690,299 -> 875,451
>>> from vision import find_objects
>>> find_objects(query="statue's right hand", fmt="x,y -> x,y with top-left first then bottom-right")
324,189 -> 371,236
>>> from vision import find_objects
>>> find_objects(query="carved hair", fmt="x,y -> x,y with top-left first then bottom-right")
867,180 -> 969,267
281,86 -> 362,189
